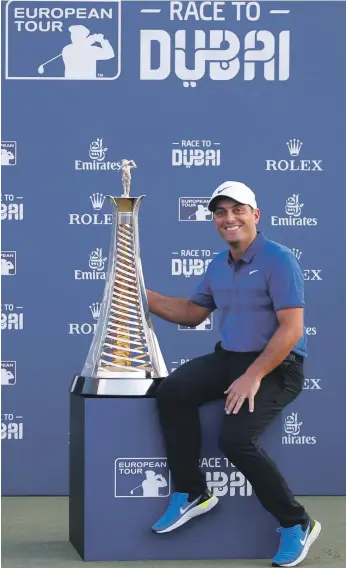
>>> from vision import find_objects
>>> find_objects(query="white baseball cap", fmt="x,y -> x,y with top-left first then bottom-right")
208,181 -> 257,211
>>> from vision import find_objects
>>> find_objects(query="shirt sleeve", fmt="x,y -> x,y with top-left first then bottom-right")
268,252 -> 305,311
190,271 -> 217,311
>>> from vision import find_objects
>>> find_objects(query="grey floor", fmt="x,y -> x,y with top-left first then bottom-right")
1,496 -> 345,568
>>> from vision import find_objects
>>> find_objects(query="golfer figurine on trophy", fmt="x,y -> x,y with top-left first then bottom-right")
71,159 -> 168,396
121,159 -> 137,197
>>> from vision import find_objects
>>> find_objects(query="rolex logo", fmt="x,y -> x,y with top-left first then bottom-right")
291,248 -> 303,260
286,139 -> 303,157
266,140 -> 322,172
90,193 -> 105,211
68,302 -> 101,335
69,194 -> 112,226
89,302 -> 102,320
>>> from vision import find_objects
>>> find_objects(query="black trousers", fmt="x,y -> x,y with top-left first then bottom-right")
155,342 -> 309,528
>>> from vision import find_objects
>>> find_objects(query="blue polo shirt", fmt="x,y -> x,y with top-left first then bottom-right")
190,232 -> 307,356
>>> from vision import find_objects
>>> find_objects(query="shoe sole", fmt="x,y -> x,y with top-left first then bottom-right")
153,495 -> 219,534
272,520 -> 322,567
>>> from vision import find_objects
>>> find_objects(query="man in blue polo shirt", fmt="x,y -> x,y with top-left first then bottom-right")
147,181 -> 321,567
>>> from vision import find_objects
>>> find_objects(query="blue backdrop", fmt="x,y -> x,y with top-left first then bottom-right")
1,0 -> 346,496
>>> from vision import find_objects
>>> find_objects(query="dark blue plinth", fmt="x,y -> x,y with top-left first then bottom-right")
69,395 -> 283,561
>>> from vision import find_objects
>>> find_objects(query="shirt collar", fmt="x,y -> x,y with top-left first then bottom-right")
228,231 -> 266,265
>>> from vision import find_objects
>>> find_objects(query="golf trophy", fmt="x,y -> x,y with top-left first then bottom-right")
70,159 -> 168,396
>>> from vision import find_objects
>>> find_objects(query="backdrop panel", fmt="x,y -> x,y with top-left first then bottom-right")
1,0 -> 346,496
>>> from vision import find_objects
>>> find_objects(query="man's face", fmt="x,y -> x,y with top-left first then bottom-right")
212,198 -> 260,245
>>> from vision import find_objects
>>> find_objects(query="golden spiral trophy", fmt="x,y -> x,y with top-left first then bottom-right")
70,159 -> 168,396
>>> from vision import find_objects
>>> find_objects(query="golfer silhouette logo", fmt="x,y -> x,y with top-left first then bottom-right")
1,149 -> 15,165
188,205 -> 212,221
1,368 -> 15,386
195,317 -> 211,330
1,258 -> 15,275
179,315 -> 213,331
38,25 -> 115,79
130,470 -> 168,497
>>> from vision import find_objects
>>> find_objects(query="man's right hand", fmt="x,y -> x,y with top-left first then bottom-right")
146,289 -> 212,327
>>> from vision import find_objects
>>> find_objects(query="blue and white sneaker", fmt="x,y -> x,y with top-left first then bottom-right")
272,519 -> 321,567
152,490 -> 218,534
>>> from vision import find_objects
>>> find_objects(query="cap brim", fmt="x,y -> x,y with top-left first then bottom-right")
208,195 -> 245,212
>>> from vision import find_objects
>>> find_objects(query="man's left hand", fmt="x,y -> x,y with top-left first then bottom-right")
224,373 -> 262,415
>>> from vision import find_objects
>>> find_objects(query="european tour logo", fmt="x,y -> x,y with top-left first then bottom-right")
5,1 -> 121,80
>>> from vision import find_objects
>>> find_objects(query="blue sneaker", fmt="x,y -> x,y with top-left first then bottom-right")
272,519 -> 321,567
152,490 -> 218,534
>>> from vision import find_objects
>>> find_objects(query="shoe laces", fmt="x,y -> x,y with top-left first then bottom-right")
276,525 -> 301,556
276,525 -> 301,537
168,492 -> 188,507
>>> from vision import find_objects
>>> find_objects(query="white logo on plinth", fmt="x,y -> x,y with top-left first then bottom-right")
114,458 -> 171,498
200,457 -> 252,497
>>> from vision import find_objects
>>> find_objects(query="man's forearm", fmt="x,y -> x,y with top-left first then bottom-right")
246,324 -> 302,381
146,290 -> 200,326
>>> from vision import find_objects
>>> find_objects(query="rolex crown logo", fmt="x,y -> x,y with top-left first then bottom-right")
286,139 -> 303,157
89,302 -> 102,320
90,193 -> 105,211
291,248 -> 303,260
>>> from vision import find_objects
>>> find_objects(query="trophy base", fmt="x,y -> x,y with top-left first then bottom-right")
70,375 -> 163,397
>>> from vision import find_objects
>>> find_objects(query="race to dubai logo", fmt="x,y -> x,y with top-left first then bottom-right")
140,2 -> 291,87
